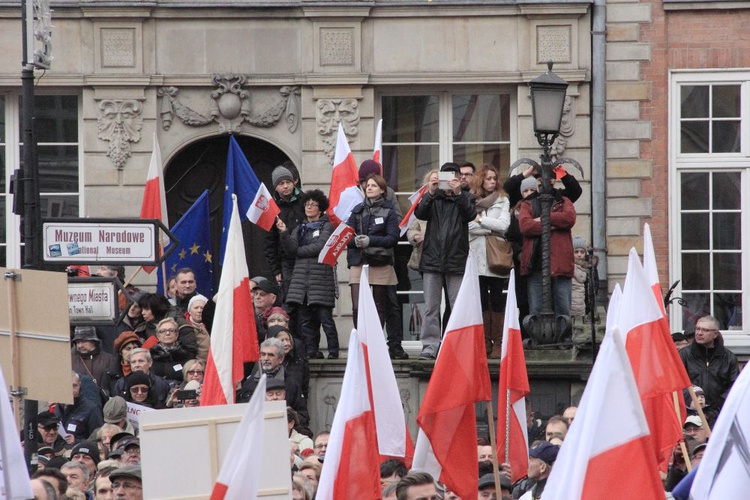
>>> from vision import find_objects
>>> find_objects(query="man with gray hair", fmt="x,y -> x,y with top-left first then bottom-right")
238,338 -> 309,427
60,460 -> 91,498
679,314 -> 739,419
113,347 -> 171,405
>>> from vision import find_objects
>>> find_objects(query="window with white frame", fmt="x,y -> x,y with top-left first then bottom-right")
380,91 -> 513,341
1,94 -> 80,267
671,73 -> 749,335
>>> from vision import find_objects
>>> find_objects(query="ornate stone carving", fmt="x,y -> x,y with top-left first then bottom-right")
316,98 -> 360,160
97,99 -> 143,171
537,25 -> 571,64
551,96 -> 576,158
157,75 -> 300,134
400,388 -> 413,420
32,0 -> 53,69
320,28 -> 354,66
322,393 -> 338,431
101,28 -> 135,68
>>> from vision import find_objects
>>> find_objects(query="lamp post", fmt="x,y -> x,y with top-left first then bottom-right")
512,62 -> 581,347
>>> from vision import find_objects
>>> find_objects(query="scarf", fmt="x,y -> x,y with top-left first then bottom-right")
475,191 -> 500,211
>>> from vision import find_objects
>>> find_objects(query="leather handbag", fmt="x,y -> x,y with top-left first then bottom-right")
486,235 -> 514,275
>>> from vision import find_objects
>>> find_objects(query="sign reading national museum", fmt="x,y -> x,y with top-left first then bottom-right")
42,219 -> 171,265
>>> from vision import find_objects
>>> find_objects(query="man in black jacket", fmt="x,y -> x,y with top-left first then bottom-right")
264,165 -> 305,302
414,163 -> 477,359
679,315 -> 738,418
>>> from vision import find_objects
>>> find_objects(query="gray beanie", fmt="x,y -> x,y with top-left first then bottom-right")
271,166 -> 294,188
572,236 -> 587,250
520,176 -> 538,195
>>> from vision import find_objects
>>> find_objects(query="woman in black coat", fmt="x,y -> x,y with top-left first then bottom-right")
345,174 -> 400,327
277,190 -> 339,359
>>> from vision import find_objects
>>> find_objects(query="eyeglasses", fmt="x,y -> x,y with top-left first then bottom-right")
314,443 -> 328,450
188,370 -> 204,375
304,202 -> 319,208
111,481 -> 142,491
158,328 -> 177,334
129,386 -> 149,394
38,424 -> 57,432
122,447 -> 140,456
460,172 -> 474,177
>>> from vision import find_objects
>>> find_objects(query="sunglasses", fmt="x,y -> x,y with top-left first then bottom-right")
38,424 -> 57,431
130,386 -> 149,394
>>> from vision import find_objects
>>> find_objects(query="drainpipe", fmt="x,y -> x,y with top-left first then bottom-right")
592,0 -> 607,283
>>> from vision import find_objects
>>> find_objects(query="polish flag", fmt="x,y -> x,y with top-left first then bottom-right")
140,133 -> 169,272
317,331 -> 381,500
398,184 -> 428,237
0,363 -> 34,500
496,270 -> 530,483
202,195 -> 258,406
542,287 -> 664,500
689,362 -> 750,499
642,223 -> 666,314
412,255 -> 492,499
372,119 -> 383,166
618,248 -> 691,467
210,375 -> 266,500
327,123 -> 363,226
318,223 -> 356,266
356,266 -> 410,461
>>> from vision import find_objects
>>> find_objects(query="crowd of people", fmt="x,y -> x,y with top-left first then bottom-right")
24,159 -> 737,499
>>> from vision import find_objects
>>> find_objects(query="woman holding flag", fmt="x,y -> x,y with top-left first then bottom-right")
278,190 -> 340,360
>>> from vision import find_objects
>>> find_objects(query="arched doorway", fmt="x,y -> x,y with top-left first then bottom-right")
163,134 -> 291,285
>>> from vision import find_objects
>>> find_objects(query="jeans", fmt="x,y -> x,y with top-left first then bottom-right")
420,272 -> 463,356
527,271 -> 572,318
299,305 -> 340,357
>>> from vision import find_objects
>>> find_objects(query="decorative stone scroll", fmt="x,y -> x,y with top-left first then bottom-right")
551,96 -> 576,158
97,99 -> 143,171
316,98 -> 360,161
157,75 -> 300,134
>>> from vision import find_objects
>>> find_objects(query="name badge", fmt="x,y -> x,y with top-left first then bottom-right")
67,423 -> 77,432
173,364 -> 183,372
374,217 -> 384,225
313,230 -> 320,238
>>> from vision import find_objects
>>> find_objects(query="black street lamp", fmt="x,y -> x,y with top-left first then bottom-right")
512,62 -> 581,346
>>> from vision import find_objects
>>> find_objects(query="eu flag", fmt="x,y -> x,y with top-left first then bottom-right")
158,190 -> 214,299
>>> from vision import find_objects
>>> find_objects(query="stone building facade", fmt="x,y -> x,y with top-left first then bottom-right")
1,0 -> 598,431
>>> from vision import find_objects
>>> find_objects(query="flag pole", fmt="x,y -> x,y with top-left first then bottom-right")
672,391 -> 693,471
485,401 -> 504,497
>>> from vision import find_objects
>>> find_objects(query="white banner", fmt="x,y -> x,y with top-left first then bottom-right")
126,402 -> 153,432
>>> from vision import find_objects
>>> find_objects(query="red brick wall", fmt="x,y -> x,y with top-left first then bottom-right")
639,1 -> 750,286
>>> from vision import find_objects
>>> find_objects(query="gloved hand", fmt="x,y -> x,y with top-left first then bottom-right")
355,235 -> 370,248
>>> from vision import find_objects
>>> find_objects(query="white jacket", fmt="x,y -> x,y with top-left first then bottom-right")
469,194 -> 511,277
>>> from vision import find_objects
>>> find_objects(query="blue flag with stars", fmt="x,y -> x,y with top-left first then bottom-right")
157,190 -> 214,299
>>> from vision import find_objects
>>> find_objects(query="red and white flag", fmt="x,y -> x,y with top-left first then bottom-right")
496,270 -> 530,483
412,255 -> 492,499
356,266 -> 410,461
210,375 -> 266,500
317,332 -> 381,500
140,133 -> 169,272
202,195 -> 258,406
399,184 -> 428,237
327,123 -> 363,226
642,223 -> 666,314
0,363 -> 34,500
372,119 -> 383,165
542,287 -> 664,500
318,223 -> 356,266
618,248 -> 691,468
